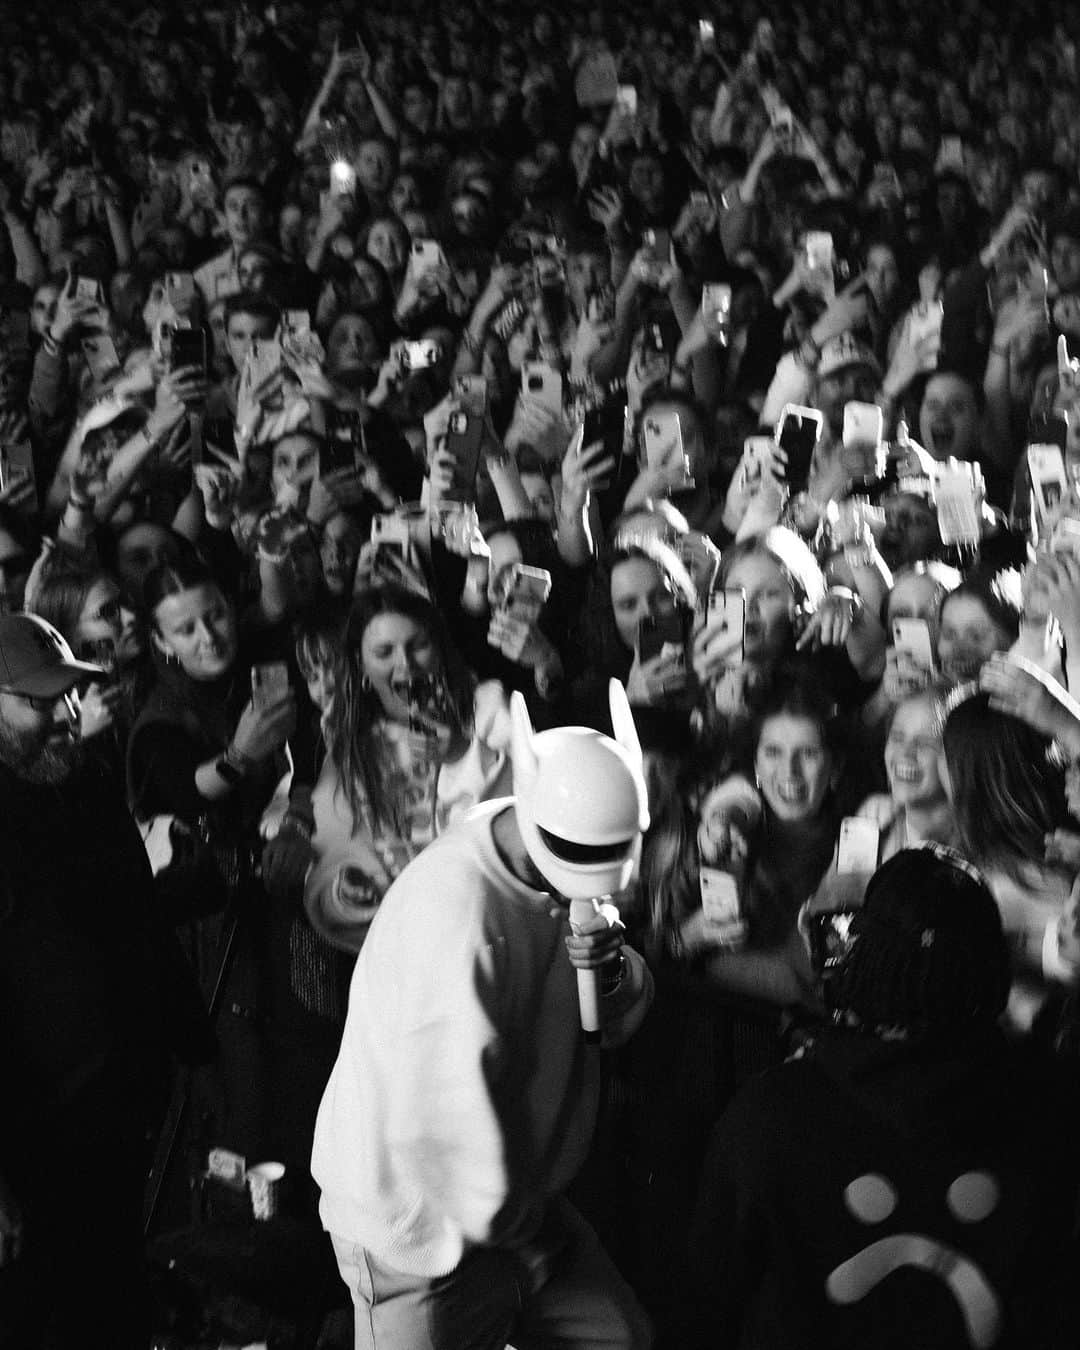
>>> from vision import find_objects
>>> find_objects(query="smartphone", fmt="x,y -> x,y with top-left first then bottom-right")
701,282 -> 733,340
776,404 -> 823,491
245,338 -> 283,390
283,308 -> 312,337
445,407 -> 485,500
699,866 -> 746,947
891,618 -> 936,670
521,361 -> 564,417
689,189 -> 712,216
836,817 -> 881,875
164,271 -> 196,312
329,159 -> 356,196
935,467 -> 981,547
370,512 -> 410,559
938,135 -> 965,172
842,401 -> 883,448
741,435 -> 775,489
170,326 -> 208,375
81,334 -> 121,384
409,238 -> 444,278
454,373 -> 488,417
698,18 -> 715,44
0,306 -> 29,352
642,408 -> 686,473
401,339 -> 442,371
499,563 -> 552,624
189,159 -> 214,198
642,227 -> 671,262
1050,516 -> 1080,560
320,429 -> 357,476
807,909 -> 860,976
804,231 -> 834,274
74,274 -> 101,305
581,397 -> 628,462
708,588 -> 746,664
615,84 -> 638,118
251,661 -> 289,710
0,440 -> 35,497
771,104 -> 794,137
1028,444 -> 1069,522
637,607 -> 689,667
1028,409 -> 1069,453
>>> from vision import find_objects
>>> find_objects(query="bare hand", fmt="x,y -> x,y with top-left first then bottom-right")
566,900 -> 625,969
626,649 -> 687,705
560,430 -> 615,513
231,692 -> 297,762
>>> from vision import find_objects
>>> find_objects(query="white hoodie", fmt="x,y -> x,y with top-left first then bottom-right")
310,800 -> 652,1277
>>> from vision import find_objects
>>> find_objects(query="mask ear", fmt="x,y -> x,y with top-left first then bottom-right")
609,677 -> 642,765
509,690 -> 539,793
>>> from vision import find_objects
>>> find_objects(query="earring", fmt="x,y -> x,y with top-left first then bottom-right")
361,674 -> 372,693
166,650 -> 179,666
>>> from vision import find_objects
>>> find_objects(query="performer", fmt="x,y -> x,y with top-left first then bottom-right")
311,679 -> 654,1349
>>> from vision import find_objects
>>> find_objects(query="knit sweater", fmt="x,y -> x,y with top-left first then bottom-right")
310,799 -> 653,1277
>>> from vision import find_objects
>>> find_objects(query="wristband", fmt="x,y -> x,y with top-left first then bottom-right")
42,330 -> 61,356
989,344 -> 1009,358
279,810 -> 314,842
214,753 -> 245,786
600,951 -> 627,997
461,327 -> 482,358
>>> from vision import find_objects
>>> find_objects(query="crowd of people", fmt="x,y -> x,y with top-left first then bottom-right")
3,0 -> 1080,1345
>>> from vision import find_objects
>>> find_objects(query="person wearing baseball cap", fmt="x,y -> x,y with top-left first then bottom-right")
0,613 -> 103,772
0,611 -> 212,1349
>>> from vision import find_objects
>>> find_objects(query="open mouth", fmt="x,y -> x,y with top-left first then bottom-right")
929,421 -> 955,454
890,762 -> 922,784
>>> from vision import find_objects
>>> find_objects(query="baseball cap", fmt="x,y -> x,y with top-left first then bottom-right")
818,331 -> 882,381
0,614 -> 104,699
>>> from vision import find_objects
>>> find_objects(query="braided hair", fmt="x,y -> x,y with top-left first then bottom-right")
829,846 -> 1011,1039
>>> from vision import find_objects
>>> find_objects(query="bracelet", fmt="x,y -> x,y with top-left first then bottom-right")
989,343 -> 1008,357
42,330 -> 60,356
600,951 -> 627,998
461,327 -> 482,358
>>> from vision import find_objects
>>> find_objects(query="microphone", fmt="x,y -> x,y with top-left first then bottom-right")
569,898 -> 603,1043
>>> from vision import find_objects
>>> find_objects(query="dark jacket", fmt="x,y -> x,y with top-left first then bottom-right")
683,1028 -> 1080,1349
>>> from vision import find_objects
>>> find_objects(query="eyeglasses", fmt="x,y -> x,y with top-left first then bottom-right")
2,688 -> 79,716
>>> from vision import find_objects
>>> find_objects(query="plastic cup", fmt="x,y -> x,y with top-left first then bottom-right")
246,1161 -> 285,1221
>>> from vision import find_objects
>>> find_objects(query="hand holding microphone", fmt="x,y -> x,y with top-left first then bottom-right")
566,899 -> 626,1041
